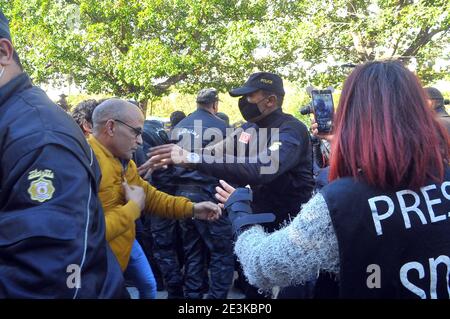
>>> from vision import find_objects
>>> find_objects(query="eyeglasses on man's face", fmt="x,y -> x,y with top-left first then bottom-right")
113,119 -> 143,138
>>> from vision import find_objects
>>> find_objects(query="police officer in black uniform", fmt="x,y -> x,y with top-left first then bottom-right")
144,73 -> 315,298
141,120 -> 186,298
170,88 -> 234,299
0,10 -> 124,298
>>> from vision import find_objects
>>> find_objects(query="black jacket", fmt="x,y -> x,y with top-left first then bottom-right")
197,108 -> 314,228
0,73 -> 124,298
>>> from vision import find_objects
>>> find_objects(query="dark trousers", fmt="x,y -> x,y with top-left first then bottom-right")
150,216 -> 185,299
177,189 -> 234,299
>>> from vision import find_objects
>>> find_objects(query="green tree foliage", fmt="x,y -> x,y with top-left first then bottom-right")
1,0 -> 449,112
266,0 -> 450,87
1,0 -> 290,110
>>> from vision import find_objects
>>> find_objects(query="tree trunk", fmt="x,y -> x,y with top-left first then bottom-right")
139,100 -> 148,118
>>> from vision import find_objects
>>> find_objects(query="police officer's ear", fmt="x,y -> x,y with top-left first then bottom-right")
0,38 -> 14,66
266,95 -> 278,109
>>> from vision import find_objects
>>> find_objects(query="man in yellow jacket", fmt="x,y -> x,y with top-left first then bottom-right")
88,98 -> 221,271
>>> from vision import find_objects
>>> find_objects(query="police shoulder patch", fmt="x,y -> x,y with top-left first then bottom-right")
27,169 -> 55,203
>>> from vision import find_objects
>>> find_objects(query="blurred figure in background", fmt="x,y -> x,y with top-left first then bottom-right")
425,87 -> 450,134
170,110 -> 186,129
71,99 -> 102,137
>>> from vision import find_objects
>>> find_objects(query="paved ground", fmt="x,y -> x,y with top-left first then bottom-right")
127,271 -> 246,299
128,284 -> 245,299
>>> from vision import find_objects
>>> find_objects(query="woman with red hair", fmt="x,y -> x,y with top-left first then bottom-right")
216,60 -> 450,299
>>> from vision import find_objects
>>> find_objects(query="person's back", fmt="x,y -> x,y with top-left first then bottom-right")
321,169 -> 450,298
320,61 -> 450,298
170,89 -> 234,299
174,108 -> 227,148
224,60 -> 450,299
0,66 -> 124,299
172,100 -> 227,187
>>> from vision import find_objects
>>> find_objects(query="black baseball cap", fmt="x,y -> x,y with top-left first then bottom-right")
229,72 -> 285,97
425,87 -> 444,101
0,10 -> 11,41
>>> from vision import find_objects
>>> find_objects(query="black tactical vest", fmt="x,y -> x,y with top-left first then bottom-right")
320,169 -> 450,299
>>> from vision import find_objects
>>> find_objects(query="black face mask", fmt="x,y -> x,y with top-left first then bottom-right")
238,96 -> 263,122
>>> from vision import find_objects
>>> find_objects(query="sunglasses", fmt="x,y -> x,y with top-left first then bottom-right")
113,119 -> 143,138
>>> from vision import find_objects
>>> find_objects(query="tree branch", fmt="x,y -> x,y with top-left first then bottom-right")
391,33 -> 403,57
401,27 -> 446,58
154,73 -> 188,95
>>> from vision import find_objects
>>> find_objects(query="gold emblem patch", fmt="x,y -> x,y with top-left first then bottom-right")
260,78 -> 273,84
27,169 -> 55,202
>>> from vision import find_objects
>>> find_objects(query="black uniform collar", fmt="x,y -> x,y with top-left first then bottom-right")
0,72 -> 32,107
196,107 -> 215,117
255,108 -> 283,128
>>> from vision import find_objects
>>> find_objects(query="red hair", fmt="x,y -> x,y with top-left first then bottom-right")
329,60 -> 449,189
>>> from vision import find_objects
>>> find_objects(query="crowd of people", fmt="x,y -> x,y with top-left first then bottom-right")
1,9 -> 450,299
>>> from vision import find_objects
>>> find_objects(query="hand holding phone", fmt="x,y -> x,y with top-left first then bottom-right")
311,89 -> 334,133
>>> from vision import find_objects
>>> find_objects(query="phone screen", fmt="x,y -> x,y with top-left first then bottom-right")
311,90 -> 334,133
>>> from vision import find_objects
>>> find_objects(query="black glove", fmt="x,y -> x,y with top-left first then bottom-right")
224,188 -> 275,236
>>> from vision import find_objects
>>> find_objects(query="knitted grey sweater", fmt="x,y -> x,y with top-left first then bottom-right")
234,193 -> 340,291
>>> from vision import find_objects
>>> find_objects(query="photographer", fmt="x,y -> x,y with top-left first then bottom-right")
310,120 -> 332,191
301,97 -> 333,192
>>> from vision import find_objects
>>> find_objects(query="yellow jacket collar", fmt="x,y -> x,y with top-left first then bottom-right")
88,135 -> 115,160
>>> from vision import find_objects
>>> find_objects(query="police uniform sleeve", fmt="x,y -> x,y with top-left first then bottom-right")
197,121 -> 309,185
234,193 -> 340,291
0,144 -> 101,298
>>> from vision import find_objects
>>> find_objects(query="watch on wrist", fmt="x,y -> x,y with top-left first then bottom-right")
186,152 -> 201,164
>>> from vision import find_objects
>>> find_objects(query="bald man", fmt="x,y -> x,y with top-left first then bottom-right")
88,99 -> 221,271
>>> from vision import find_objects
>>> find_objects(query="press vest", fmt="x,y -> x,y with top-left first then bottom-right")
321,169 -> 450,299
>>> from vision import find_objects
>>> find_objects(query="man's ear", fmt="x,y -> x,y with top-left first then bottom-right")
0,38 -> 15,66
105,119 -> 115,136
82,120 -> 93,135
267,95 -> 278,109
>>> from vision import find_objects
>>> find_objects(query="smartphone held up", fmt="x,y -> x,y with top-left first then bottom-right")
311,89 -> 334,133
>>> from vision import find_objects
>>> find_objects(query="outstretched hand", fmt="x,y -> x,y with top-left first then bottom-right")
193,201 -> 222,221
137,144 -> 189,178
215,180 -> 236,209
